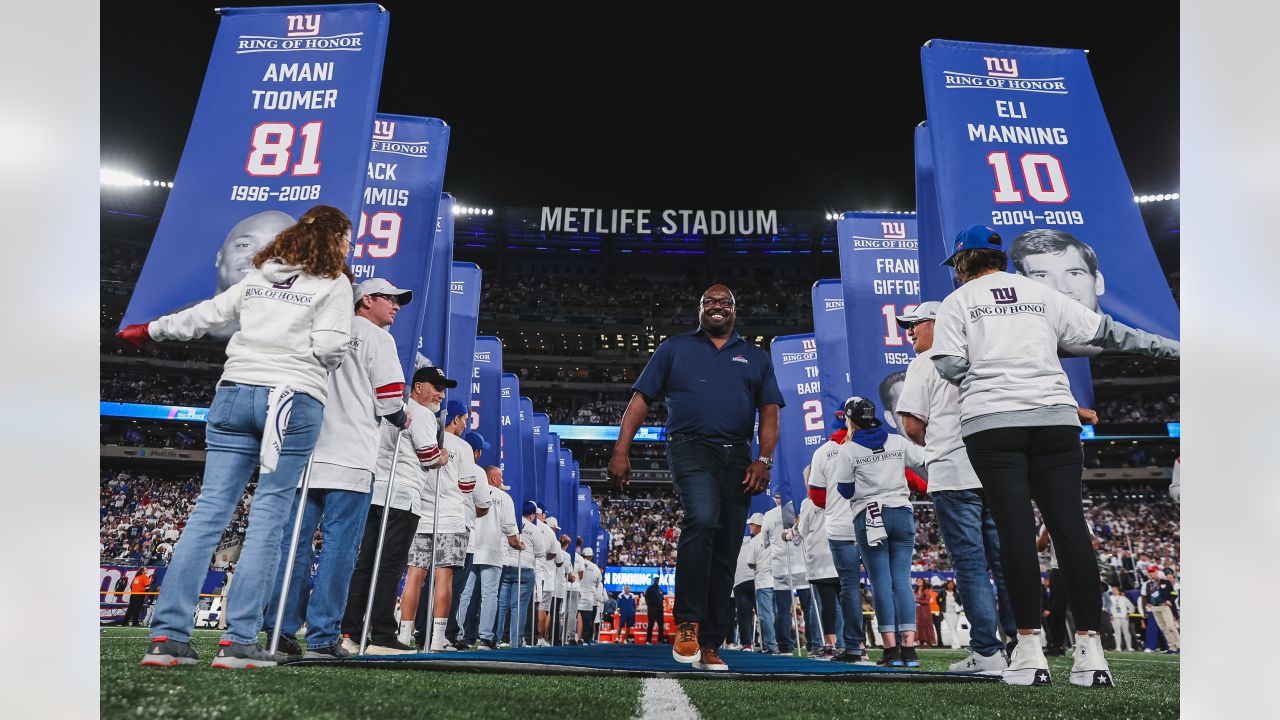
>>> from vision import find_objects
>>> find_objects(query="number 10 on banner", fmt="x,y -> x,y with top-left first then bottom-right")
881,304 -> 921,346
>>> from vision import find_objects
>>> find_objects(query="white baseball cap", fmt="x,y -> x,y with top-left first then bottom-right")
582,547 -> 594,557
747,513 -> 765,526
896,301 -> 942,329
354,277 -> 413,306
547,516 -> 559,529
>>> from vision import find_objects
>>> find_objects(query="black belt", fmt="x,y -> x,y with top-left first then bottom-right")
668,432 -> 749,447
217,380 -> 247,388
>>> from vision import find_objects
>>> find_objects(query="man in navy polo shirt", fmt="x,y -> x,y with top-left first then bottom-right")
608,284 -> 783,672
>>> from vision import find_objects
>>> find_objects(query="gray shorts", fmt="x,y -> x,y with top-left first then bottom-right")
408,530 -> 468,569
540,590 -> 554,607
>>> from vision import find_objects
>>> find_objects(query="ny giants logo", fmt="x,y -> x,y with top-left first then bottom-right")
990,287 -> 1019,305
272,275 -> 298,290
881,221 -> 906,239
802,338 -> 817,352
286,14 -> 321,37
984,56 -> 1019,78
372,120 -> 395,141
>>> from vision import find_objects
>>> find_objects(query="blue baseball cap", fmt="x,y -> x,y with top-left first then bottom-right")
942,225 -> 1002,266
445,400 -> 469,424
522,500 -> 539,516
463,431 -> 489,453
831,407 -> 848,431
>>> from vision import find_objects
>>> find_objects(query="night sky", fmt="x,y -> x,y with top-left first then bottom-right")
101,4 -> 1178,212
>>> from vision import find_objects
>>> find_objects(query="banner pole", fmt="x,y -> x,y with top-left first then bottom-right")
269,453 -> 315,657
422,421 -> 446,652
359,425 -> 403,655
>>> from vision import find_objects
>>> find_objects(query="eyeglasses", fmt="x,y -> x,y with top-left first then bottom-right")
700,298 -> 735,309
372,294 -> 401,306
905,319 -> 933,329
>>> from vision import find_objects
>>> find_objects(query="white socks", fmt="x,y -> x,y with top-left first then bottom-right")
429,618 -> 448,649
397,620 -> 415,646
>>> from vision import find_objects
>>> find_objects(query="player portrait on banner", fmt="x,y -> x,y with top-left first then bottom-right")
1009,228 -> 1107,357
190,210 -> 297,339
877,370 -> 907,433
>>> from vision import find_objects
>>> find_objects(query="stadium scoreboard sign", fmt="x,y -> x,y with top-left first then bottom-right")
604,566 -> 674,593
539,207 -> 779,236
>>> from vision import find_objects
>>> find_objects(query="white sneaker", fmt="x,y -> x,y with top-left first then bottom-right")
950,649 -> 1009,675
536,639 -> 550,647
341,637 -> 362,655
1069,631 -> 1114,688
1003,632 -> 1052,686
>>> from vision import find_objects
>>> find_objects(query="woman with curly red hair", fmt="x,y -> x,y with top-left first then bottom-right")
118,205 -> 355,669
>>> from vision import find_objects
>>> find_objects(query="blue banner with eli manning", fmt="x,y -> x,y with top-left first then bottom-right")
769,334 -> 826,511
837,213 -> 920,435
472,337 -> 502,468
122,4 -> 389,330
920,39 -> 1179,340
355,115 -> 450,378
519,397 -> 536,508
811,280 -> 853,423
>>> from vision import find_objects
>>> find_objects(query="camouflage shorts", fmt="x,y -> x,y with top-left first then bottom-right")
408,530 -> 469,569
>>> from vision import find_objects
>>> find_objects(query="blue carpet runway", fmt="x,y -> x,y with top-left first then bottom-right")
287,644 -> 999,683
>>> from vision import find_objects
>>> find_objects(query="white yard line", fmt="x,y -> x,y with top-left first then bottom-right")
638,678 -> 700,720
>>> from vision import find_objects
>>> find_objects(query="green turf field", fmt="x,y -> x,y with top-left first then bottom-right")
101,628 -> 1179,719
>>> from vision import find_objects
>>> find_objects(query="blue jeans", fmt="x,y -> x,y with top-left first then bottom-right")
854,505 -> 916,634
263,485 -> 372,650
753,586 -> 778,652
796,587 -> 821,651
497,566 -> 535,647
932,489 -> 1019,655
459,564 -> 503,642
828,539 -> 866,650
772,588 -> 795,652
150,383 -> 323,644
667,438 -> 752,647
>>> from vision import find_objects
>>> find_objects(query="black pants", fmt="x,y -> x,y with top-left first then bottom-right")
811,578 -> 840,642
579,609 -> 597,641
645,600 -> 667,643
733,581 -> 756,646
342,504 -> 419,643
1045,567 -> 1072,648
963,426 -> 1101,632
124,594 -> 147,626
667,437 -> 753,647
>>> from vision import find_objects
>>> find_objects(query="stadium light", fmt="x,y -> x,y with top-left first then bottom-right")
101,167 -> 174,189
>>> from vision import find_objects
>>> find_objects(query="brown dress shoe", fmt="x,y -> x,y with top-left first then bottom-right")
673,622 -> 700,663
694,645 -> 729,671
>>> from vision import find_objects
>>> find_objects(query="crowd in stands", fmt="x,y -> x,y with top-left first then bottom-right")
100,469 -> 253,567
101,371 -> 216,407
1095,391 -> 1180,423
534,396 -> 667,426
479,276 -> 811,323
1084,442 -> 1178,469
517,365 -> 639,384
597,488 -> 684,566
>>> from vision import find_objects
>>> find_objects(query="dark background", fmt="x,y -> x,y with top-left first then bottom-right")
101,4 -> 1178,212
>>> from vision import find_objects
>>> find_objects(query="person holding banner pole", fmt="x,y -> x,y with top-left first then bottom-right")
263,278 -> 416,662
797,484 -> 842,659
341,366 -> 453,655
835,396 -> 928,668
610,284 -> 783,672
497,502 -> 548,648
930,225 -> 1180,687
732,520 -> 759,652
808,412 -> 874,665
121,206 -> 356,669
535,512 -> 561,645
894,299 -> 1017,675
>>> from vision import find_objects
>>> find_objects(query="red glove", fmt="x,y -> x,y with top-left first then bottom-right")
905,468 -> 928,494
117,323 -> 152,348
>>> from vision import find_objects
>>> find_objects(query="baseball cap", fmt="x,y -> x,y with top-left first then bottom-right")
831,407 -> 848,431
1147,565 -> 1160,573
354,277 -> 413,306
463,431 -> 490,453
895,301 -> 943,329
522,500 -> 538,516
547,516 -> 560,529
843,396 -> 882,429
412,366 -> 458,389
582,547 -> 594,557
771,488 -> 783,499
444,400 -> 469,425
747,512 -> 765,526
942,225 -> 1002,266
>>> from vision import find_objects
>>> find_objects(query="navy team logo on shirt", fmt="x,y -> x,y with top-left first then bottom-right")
990,287 -> 1018,304
272,275 -> 298,290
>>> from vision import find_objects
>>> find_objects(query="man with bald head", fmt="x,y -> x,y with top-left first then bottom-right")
609,283 -> 784,671
205,210 -> 296,338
